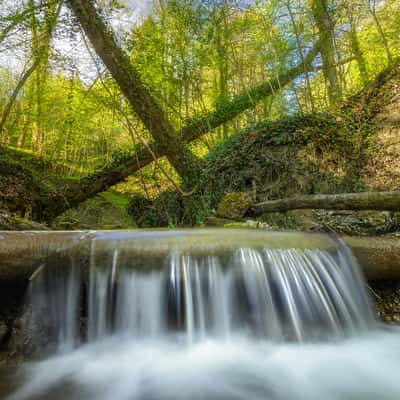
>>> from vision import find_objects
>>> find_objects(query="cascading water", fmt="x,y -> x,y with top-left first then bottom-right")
3,229 -> 400,400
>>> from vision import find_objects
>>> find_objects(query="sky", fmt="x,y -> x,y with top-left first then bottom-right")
0,0 -> 154,80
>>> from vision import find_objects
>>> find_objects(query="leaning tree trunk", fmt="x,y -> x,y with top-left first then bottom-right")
39,40 -> 322,220
66,0 -> 202,186
252,191 -> 400,215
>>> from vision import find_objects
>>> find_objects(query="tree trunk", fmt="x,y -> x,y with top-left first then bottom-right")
37,39 -> 321,219
311,0 -> 341,107
286,0 -> 315,111
66,0 -> 202,185
0,0 -> 60,138
252,191 -> 400,215
368,1 -> 393,66
346,7 -> 368,85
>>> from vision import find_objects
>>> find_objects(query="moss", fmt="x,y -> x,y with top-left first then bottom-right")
52,190 -> 136,230
129,62 -> 400,229
216,193 -> 253,219
0,146 -> 72,222
0,210 -> 47,231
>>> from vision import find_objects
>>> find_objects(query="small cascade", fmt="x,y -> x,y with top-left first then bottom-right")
27,230 -> 376,350
6,230 -> 392,400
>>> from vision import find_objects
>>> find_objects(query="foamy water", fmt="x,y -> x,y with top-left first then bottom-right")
6,328 -> 400,400
1,230 -> 392,400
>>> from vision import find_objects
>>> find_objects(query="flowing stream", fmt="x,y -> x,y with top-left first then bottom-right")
2,229 -> 400,400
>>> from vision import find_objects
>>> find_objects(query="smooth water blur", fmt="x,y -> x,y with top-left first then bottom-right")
27,238 -> 376,347
1,230 -> 388,400
5,329 -> 400,400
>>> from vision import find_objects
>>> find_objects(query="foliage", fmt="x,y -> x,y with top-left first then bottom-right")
0,0 -> 399,226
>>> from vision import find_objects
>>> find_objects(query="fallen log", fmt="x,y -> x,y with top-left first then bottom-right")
344,236 -> 400,280
0,230 -> 400,282
252,191 -> 400,215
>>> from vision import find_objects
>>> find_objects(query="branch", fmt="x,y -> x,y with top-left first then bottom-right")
181,39 -> 321,141
41,40 -> 322,218
0,1 -> 62,137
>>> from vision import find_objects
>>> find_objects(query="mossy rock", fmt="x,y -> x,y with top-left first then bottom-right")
52,190 -> 136,230
216,192 -> 253,219
0,210 -> 47,231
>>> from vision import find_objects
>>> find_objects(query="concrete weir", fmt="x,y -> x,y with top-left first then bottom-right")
0,229 -> 399,282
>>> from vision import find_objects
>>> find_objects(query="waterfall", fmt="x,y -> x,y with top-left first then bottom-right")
27,230 -> 376,349
9,230 -> 400,400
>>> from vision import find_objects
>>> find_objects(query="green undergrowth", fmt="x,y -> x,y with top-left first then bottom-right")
129,61 -> 400,228
52,190 -> 136,230
0,147 -> 68,220
130,113 -> 358,227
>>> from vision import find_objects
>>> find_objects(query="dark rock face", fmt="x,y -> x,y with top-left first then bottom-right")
370,281 -> 400,324
0,321 -> 7,344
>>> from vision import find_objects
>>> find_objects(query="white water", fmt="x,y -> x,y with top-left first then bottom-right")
8,329 -> 400,400
4,230 -> 396,400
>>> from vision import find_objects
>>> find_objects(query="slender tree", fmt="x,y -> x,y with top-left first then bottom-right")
66,0 -> 202,186
0,0 -> 60,137
366,0 -> 393,66
311,0 -> 341,106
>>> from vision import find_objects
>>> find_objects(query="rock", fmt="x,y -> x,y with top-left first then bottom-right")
205,217 -> 237,226
216,192 -> 253,219
0,321 -> 8,343
286,210 -> 319,230
0,208 -> 47,231
317,210 -> 395,235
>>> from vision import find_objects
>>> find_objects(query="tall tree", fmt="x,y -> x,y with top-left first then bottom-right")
366,0 -> 393,66
0,0 -> 61,138
346,1 -> 369,85
66,0 -> 202,186
311,0 -> 341,106
42,40 -> 322,219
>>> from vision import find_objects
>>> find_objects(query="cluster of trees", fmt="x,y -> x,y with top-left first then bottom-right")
0,0 -> 399,209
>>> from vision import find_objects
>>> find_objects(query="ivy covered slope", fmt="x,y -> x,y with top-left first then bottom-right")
206,60 -> 400,198
0,147 -> 62,229
130,60 -> 400,228
0,147 -> 136,230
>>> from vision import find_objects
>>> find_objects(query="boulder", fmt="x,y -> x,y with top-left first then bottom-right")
216,192 -> 253,219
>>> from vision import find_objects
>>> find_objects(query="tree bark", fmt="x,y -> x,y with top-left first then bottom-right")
311,0 -> 341,107
66,0 -> 202,185
347,10 -> 368,85
252,191 -> 400,215
33,38 -> 322,219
